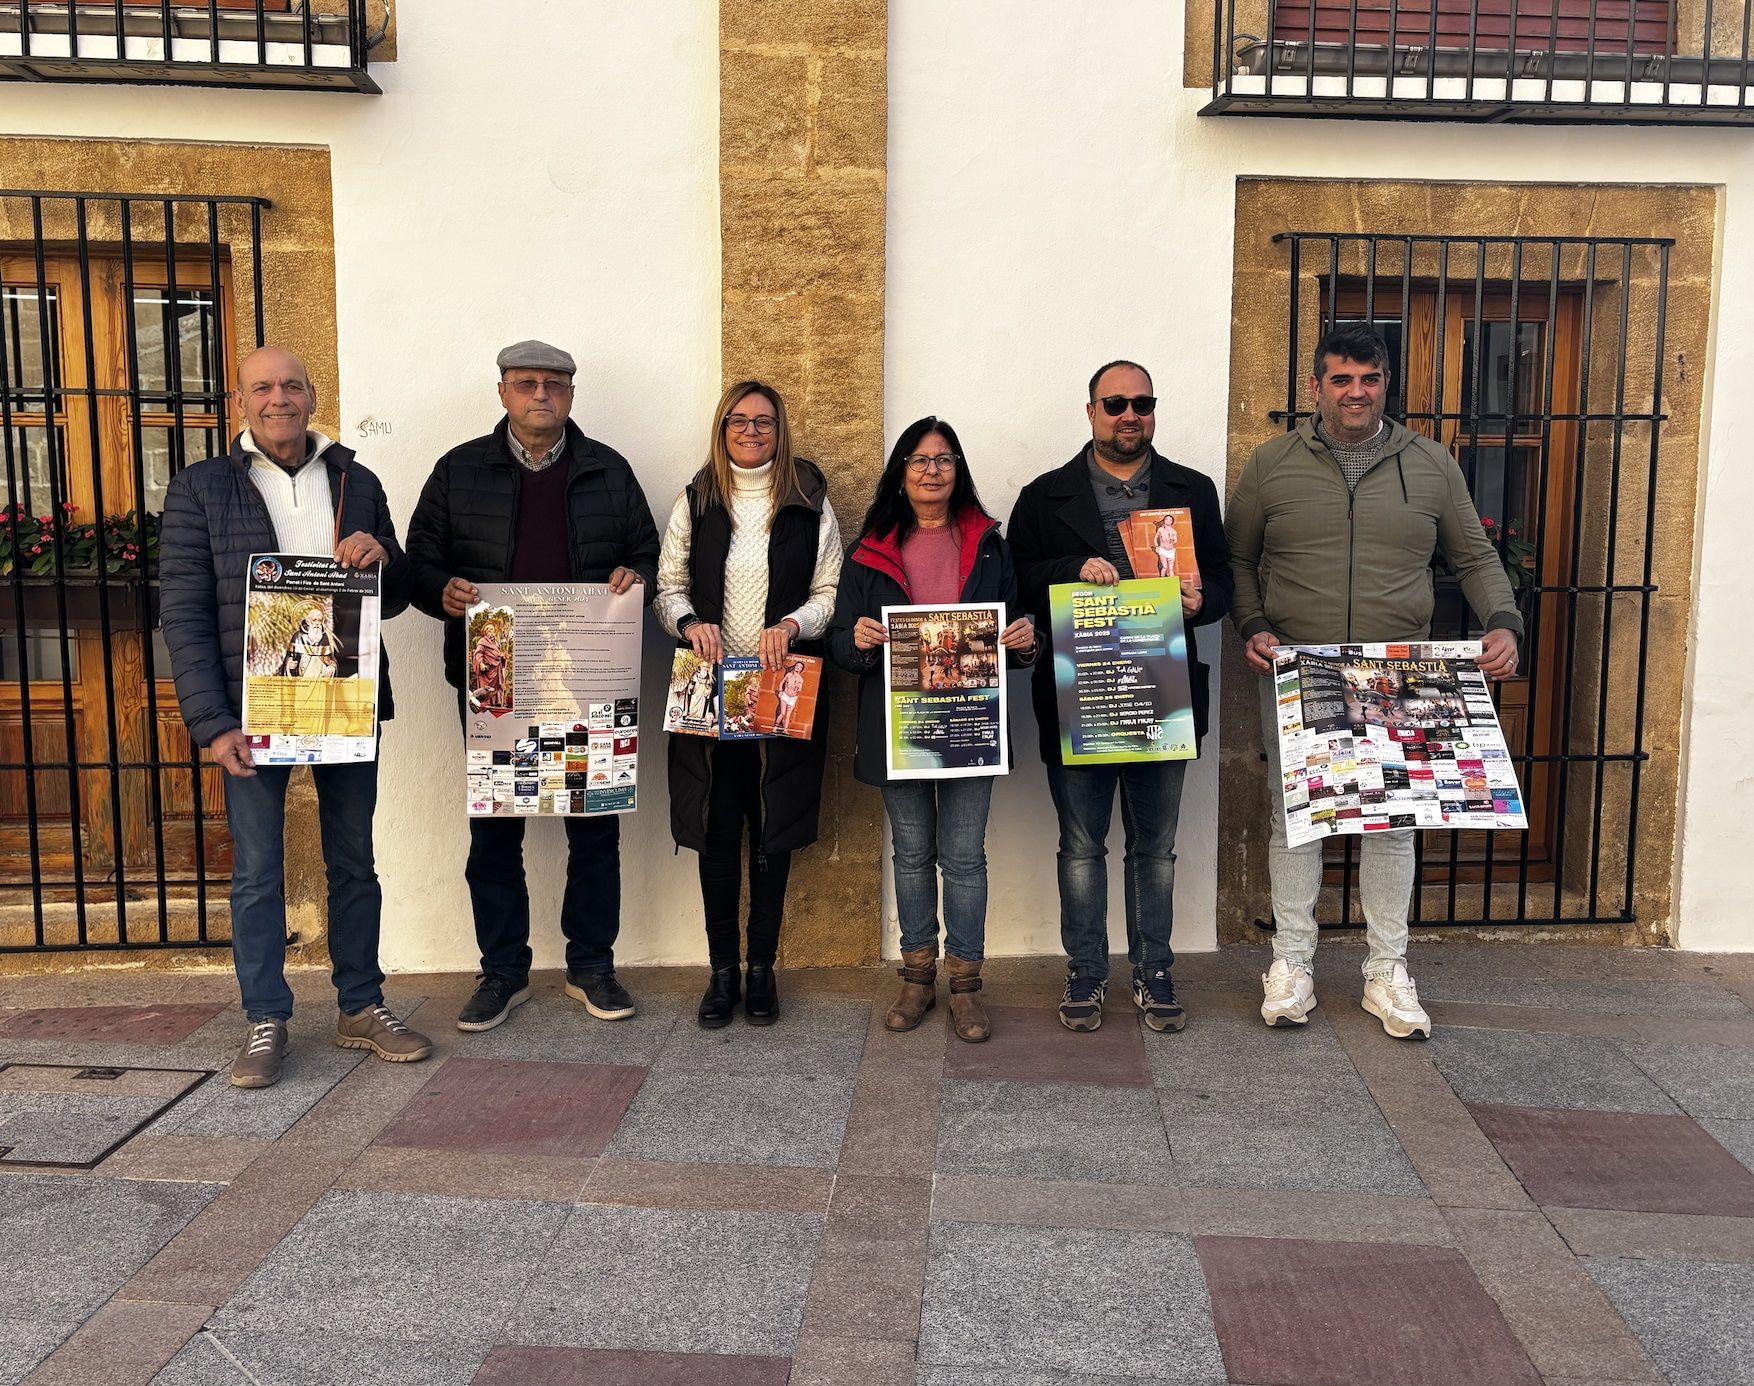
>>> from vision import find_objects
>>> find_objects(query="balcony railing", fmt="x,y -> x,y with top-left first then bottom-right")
0,0 -> 378,92
1203,0 -> 1754,124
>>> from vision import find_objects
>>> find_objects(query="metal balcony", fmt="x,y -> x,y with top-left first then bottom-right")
1203,0 -> 1754,125
0,0 -> 378,93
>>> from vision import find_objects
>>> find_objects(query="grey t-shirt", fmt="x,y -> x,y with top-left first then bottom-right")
1087,450 -> 1150,568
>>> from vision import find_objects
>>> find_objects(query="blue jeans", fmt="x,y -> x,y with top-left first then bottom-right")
223,760 -> 386,1022
881,777 -> 994,961
1044,758 -> 1187,981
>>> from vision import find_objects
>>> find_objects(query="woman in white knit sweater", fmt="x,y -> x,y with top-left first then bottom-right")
655,381 -> 842,1028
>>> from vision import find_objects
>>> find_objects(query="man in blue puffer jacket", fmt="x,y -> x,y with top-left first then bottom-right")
160,346 -> 433,1089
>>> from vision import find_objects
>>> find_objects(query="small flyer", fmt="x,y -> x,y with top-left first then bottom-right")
720,654 -> 823,741
241,553 -> 380,764
882,603 -> 1008,779
1047,578 -> 1196,765
1120,506 -> 1201,592
664,647 -> 720,737
462,583 -> 642,816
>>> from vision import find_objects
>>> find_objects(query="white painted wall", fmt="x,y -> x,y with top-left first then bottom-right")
1,0 -> 1747,966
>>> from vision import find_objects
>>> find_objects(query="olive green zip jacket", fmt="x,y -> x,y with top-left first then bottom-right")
1225,418 -> 1523,646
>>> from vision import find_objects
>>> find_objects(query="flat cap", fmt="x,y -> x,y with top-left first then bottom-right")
496,339 -> 576,374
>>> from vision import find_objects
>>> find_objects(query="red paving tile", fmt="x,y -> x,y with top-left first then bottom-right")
0,1003 -> 226,1044
1467,1103 -> 1754,1216
1197,1235 -> 1542,1386
472,1346 -> 790,1384
373,1057 -> 646,1160
940,1004 -> 1150,1087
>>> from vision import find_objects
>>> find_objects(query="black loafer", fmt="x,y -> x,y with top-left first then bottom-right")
698,965 -> 740,1029
744,963 -> 779,1026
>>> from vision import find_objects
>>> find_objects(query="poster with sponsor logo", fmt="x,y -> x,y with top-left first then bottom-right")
463,583 -> 642,816
882,603 -> 1007,779
242,553 -> 380,764
1271,641 -> 1527,848
1048,578 -> 1196,764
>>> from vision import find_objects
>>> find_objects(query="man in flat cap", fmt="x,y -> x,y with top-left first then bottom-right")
407,341 -> 660,1032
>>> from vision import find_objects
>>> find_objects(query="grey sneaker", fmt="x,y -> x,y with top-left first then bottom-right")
1058,973 -> 1107,1032
337,1003 -> 434,1062
231,1019 -> 288,1088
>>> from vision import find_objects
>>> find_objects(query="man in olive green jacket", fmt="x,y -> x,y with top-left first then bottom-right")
1226,324 -> 1521,1039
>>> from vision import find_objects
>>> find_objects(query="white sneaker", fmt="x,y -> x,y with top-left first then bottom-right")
1261,959 -> 1317,1027
1362,962 -> 1431,1040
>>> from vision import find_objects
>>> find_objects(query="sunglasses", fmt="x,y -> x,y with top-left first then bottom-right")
1097,394 -> 1157,417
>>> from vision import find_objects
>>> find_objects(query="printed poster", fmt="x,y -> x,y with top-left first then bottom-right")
1272,641 -> 1528,848
1121,507 -> 1201,592
463,583 -> 642,816
664,647 -> 720,736
242,553 -> 379,764
883,603 -> 1008,779
1048,578 -> 1196,764
664,648 -> 824,741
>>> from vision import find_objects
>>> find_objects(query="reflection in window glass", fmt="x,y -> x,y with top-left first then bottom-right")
1,286 -> 61,408
3,425 -> 68,519
140,426 -> 219,515
1460,321 -> 1545,426
0,631 -> 78,682
132,289 -> 220,401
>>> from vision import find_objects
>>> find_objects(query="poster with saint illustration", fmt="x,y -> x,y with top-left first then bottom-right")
882,603 -> 1008,778
241,553 -> 380,764
463,583 -> 642,816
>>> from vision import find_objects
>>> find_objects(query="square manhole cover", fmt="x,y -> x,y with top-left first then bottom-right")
0,1062 -> 212,1167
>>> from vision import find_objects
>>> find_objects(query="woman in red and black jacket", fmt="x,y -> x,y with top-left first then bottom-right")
828,417 -> 1038,1044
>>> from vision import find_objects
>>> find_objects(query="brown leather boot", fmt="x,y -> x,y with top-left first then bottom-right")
885,946 -> 938,1032
944,955 -> 991,1043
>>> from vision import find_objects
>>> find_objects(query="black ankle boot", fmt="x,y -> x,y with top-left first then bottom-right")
744,963 -> 779,1026
698,965 -> 740,1029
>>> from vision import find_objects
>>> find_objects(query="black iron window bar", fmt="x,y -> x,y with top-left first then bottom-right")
0,0 -> 379,92
0,189 -> 269,952
1269,231 -> 1671,930
1205,0 -> 1754,124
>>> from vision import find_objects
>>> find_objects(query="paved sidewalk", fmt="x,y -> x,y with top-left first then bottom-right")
2,943 -> 1753,1385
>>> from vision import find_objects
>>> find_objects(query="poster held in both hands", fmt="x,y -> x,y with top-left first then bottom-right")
882,603 -> 1008,779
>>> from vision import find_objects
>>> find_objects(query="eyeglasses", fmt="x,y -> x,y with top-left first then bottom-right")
724,414 -> 778,435
1097,394 -> 1157,418
505,378 -> 574,396
904,454 -> 960,474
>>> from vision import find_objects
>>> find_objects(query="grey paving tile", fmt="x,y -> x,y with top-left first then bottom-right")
650,997 -> 870,1077
0,1090 -> 173,1164
151,1327 -> 488,1385
0,1316 -> 70,1386
510,1204 -> 823,1356
1428,1028 -> 1679,1114
0,1174 -> 219,1321
1702,1117 -> 1754,1174
1618,1040 -> 1754,1119
1418,975 -> 1748,1019
936,1080 -> 1175,1186
605,1070 -> 853,1168
452,990 -> 683,1066
1161,1087 -> 1427,1196
1584,1256 -> 1754,1386
916,1372 -> 1213,1385
205,1188 -> 569,1346
149,1046 -> 365,1139
918,1222 -> 1226,1380
1145,993 -> 1371,1097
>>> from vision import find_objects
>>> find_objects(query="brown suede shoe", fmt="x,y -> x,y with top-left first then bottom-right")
944,954 -> 991,1043
337,1003 -> 434,1062
884,946 -> 938,1032
231,1020 -> 288,1089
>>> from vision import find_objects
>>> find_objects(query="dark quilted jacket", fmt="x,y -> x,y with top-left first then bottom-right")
159,436 -> 410,749
405,417 -> 660,690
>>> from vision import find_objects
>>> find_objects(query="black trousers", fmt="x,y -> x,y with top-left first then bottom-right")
700,739 -> 791,968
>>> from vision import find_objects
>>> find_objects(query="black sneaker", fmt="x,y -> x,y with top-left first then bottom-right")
1058,972 -> 1107,1032
565,969 -> 636,1021
456,974 -> 531,1033
1132,965 -> 1187,1033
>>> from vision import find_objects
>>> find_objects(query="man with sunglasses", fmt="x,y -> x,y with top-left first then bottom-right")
406,340 -> 660,1033
1009,360 -> 1234,1033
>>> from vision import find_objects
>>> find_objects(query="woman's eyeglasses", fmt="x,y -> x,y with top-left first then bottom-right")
904,454 -> 960,474
724,414 -> 778,435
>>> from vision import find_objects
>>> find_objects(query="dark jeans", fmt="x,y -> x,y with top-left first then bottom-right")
699,739 -> 791,969
1044,758 -> 1187,981
880,777 -> 993,961
466,813 -> 621,983
223,759 -> 385,1022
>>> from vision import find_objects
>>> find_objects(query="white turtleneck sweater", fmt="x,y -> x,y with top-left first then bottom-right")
654,460 -> 842,657
240,428 -> 338,556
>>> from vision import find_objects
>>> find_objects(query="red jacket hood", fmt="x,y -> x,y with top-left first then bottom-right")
850,506 -> 998,600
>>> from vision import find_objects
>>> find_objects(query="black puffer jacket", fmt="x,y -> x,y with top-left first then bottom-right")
159,437 -> 409,749
405,417 -> 660,690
